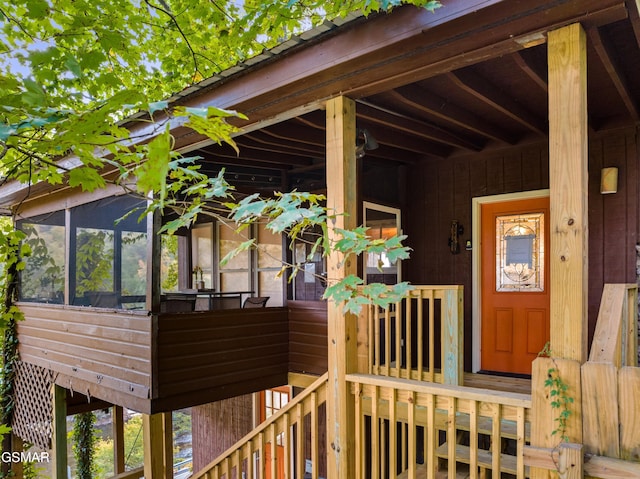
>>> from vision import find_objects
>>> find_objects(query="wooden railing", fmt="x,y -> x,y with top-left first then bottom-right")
527,284 -> 640,478
357,286 -> 464,385
347,373 -> 532,479
191,373 -> 328,479
589,283 -> 638,367
527,358 -> 640,478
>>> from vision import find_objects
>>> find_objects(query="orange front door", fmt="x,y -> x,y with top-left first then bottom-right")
481,197 -> 550,375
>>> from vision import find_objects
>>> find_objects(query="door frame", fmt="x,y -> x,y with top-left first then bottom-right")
471,189 -> 549,373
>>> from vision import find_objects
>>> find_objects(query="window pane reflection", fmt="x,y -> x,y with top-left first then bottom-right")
19,216 -> 66,304
161,234 -> 178,292
76,227 -> 114,295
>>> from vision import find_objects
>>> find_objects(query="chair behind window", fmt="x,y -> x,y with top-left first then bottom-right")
242,296 -> 269,308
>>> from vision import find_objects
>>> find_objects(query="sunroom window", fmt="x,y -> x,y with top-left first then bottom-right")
18,211 -> 66,304
70,195 -> 147,309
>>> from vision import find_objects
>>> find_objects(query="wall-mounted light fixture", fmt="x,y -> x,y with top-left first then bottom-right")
448,220 -> 464,254
355,128 -> 379,159
600,167 -> 618,194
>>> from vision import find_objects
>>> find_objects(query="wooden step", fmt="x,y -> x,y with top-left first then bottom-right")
436,442 -> 529,477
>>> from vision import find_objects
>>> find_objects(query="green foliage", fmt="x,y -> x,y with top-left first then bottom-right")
1,0 -> 441,195
0,423 -> 10,443
544,366 -> 574,443
172,409 -> 191,438
94,414 -> 144,475
22,442 -> 45,479
539,343 -> 574,444
161,234 -> 179,291
1,0 -> 437,319
0,218 -> 25,449
73,412 -> 98,479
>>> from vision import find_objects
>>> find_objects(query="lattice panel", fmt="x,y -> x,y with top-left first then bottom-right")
12,361 -> 53,450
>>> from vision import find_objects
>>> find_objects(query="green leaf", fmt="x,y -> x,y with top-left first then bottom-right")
68,168 -> 106,192
206,106 -> 248,120
136,127 -> 172,197
21,78 -> 47,106
64,54 -> 83,78
220,239 -> 255,266
25,0 -> 49,19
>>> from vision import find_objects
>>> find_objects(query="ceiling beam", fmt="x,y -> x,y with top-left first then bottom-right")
388,86 -> 515,144
633,2 -> 640,48
588,25 -> 640,122
513,51 -> 548,93
447,70 -> 547,136
260,123 -> 326,147
361,126 -> 454,158
242,132 -> 325,156
199,144 -> 314,167
356,101 -> 483,151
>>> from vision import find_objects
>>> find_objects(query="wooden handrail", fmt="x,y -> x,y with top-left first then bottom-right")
191,372 -> 328,479
589,284 -> 638,367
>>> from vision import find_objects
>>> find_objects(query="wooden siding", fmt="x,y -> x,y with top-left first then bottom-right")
404,128 -> 639,369
153,307 -> 289,412
16,304 -> 152,410
288,301 -> 328,376
191,394 -> 254,473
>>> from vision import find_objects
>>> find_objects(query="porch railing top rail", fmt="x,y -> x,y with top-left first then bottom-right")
346,373 -> 532,408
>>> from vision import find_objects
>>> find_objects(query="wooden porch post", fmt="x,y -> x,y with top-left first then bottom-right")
11,434 -> 23,479
51,385 -> 67,479
113,406 -> 126,474
325,96 -> 358,479
143,413 -> 173,479
548,22 -> 589,362
530,23 -> 588,479
147,202 -> 162,313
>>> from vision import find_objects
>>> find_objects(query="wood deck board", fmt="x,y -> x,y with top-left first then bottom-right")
464,372 -> 531,395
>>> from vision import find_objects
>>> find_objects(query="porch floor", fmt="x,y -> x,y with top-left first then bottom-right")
463,372 -> 531,395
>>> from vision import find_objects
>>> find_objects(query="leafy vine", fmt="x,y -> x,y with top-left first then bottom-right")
73,412 -> 97,479
538,343 -> 575,443
0,220 -> 27,477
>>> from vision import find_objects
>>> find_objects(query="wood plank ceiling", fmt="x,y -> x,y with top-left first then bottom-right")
191,12 -> 640,193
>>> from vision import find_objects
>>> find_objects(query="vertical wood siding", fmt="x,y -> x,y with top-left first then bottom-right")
404,128 -> 639,368
191,394 -> 254,473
